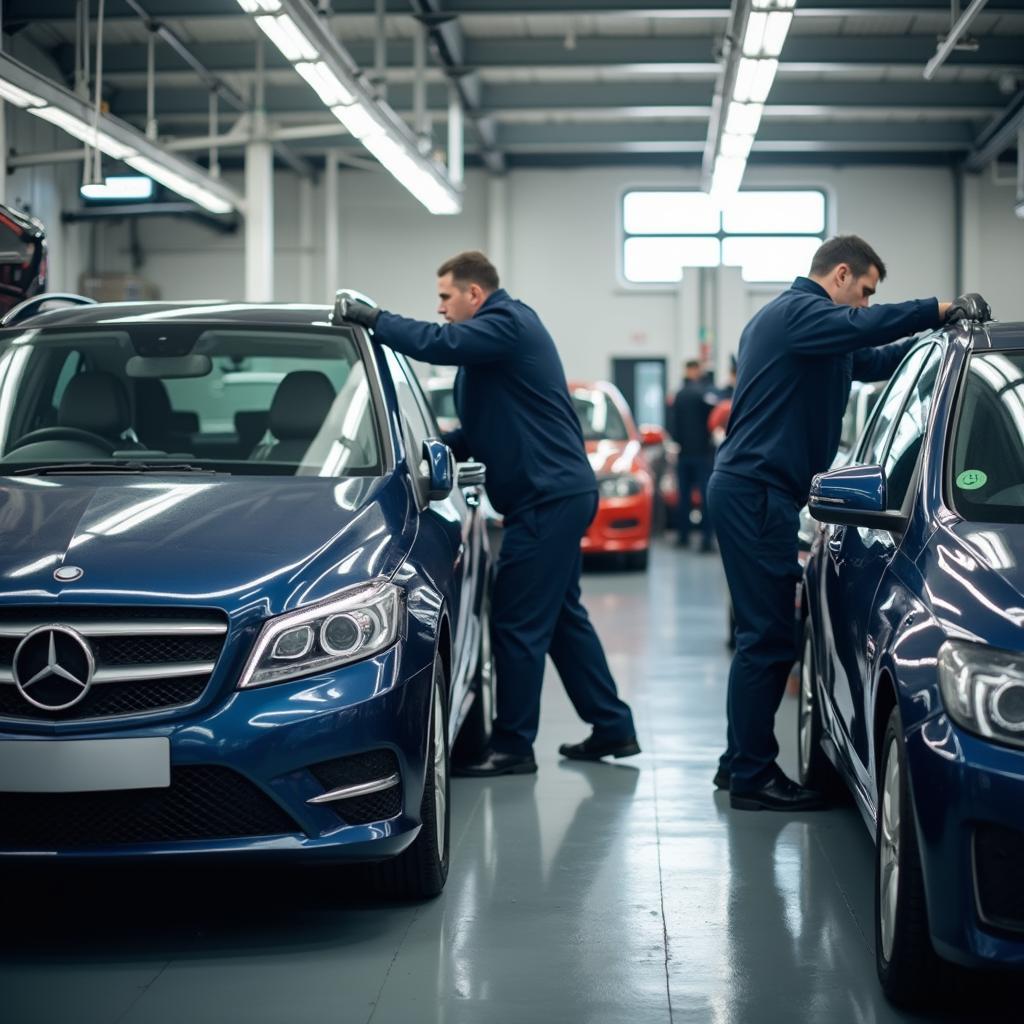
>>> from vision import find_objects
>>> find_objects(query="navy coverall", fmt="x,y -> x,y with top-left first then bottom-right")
670,379 -> 716,546
708,276 -> 943,789
372,289 -> 636,756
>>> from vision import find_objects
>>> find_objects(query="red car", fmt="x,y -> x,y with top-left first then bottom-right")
569,380 -> 662,571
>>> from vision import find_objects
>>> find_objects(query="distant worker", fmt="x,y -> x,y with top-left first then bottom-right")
669,360 -> 716,552
707,234 -> 987,812
336,251 -> 640,776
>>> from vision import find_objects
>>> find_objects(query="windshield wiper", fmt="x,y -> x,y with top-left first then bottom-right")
9,461 -> 219,476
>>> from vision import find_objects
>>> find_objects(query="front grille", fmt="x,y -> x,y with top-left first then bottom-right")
310,749 -> 402,825
0,606 -> 227,723
0,766 -> 300,849
974,823 -> 1024,932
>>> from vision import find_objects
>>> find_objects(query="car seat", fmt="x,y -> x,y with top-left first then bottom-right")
59,371 -> 136,444
251,370 -> 337,463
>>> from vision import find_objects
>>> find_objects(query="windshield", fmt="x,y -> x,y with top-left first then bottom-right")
949,350 -> 1024,524
0,324 -> 381,477
572,388 -> 629,442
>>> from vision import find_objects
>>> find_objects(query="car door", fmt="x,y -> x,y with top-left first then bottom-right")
383,349 -> 482,720
819,344 -> 940,785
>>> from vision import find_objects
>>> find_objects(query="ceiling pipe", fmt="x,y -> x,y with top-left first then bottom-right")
923,0 -> 988,80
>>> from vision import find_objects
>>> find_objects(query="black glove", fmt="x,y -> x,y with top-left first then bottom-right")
946,292 -> 991,324
334,296 -> 381,329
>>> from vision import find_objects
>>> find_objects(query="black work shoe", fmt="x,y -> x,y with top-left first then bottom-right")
452,749 -> 537,777
559,733 -> 641,761
730,771 -> 827,812
713,767 -> 731,791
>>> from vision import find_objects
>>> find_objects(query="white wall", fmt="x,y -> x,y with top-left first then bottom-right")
74,159 -> 1024,383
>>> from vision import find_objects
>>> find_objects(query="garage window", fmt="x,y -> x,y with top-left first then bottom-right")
622,189 -> 826,285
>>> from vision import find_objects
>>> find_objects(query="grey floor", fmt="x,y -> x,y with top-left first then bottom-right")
2,541 -> 1017,1023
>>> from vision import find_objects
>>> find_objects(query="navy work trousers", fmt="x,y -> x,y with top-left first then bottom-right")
706,471 -> 802,789
490,491 -> 636,756
676,454 -> 713,543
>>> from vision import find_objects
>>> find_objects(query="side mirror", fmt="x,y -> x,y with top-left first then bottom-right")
639,424 -> 666,447
808,464 -> 908,532
457,461 -> 486,488
421,438 -> 455,502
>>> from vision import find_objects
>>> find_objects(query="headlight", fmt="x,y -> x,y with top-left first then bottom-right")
238,581 -> 403,688
937,641 -> 1024,748
598,474 -> 643,499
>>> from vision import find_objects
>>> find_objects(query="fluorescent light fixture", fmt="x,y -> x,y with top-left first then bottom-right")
255,14 -> 317,62
363,134 -> 460,215
753,0 -> 795,7
761,12 -> 793,57
295,62 -> 354,107
725,101 -> 764,136
125,155 -> 233,214
743,13 -> 767,55
31,106 -> 137,160
720,133 -> 754,160
238,0 -> 281,10
710,156 -> 747,202
0,78 -> 45,108
733,58 -> 779,104
81,175 -> 154,201
331,103 -> 385,140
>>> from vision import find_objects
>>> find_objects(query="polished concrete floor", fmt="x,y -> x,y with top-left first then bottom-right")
2,541 -> 1017,1023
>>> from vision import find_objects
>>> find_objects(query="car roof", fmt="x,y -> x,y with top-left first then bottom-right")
973,322 -> 1024,352
4,301 -> 339,330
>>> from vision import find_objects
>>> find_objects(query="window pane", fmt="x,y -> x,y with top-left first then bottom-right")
624,237 -> 720,283
623,191 -> 720,235
721,191 -> 825,234
721,235 -> 821,282
884,347 -> 940,510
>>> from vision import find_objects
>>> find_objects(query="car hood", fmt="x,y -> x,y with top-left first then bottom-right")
585,439 -> 639,476
921,520 -> 1024,644
0,473 -> 413,612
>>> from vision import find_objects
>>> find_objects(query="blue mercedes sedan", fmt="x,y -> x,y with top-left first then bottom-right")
801,314 -> 1024,1004
0,295 -> 493,899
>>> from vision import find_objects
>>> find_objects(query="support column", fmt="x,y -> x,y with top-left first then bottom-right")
487,174 -> 508,282
447,84 -> 464,188
0,101 -> 6,205
324,149 -> 340,300
299,172 -> 314,303
245,115 -> 274,303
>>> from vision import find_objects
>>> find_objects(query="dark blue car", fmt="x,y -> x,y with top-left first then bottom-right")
0,297 -> 493,899
801,315 -> 1024,1004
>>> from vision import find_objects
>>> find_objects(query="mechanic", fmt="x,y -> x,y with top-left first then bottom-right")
707,234 -> 988,812
336,250 -> 639,777
669,359 -> 717,552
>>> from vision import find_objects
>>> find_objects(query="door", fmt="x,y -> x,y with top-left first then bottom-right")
821,344 -> 941,789
612,358 -> 667,427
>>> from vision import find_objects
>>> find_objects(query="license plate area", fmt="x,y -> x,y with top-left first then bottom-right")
0,738 -> 170,793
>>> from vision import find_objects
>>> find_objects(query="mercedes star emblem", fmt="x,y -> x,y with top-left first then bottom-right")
12,625 -> 95,711
54,566 -> 84,582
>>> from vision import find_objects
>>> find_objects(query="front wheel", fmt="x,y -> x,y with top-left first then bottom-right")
874,705 -> 943,1006
452,592 -> 494,763
371,653 -> 450,899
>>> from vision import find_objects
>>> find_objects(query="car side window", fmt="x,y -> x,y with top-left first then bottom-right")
383,347 -> 432,459
882,346 -> 942,510
857,344 -> 934,467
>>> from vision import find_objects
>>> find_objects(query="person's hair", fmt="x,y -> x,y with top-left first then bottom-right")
685,359 -> 702,372
436,250 -> 500,292
809,235 -> 887,282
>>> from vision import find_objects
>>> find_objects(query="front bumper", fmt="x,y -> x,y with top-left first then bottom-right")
0,647 -> 433,862
581,494 -> 652,554
905,716 -> 1024,966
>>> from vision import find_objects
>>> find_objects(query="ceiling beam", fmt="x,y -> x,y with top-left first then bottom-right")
965,85 -> 1024,169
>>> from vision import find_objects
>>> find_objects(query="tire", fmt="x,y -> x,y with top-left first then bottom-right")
796,618 -> 847,800
874,705 -> 944,1007
452,591 -> 494,763
370,653 -> 450,900
625,549 -> 649,572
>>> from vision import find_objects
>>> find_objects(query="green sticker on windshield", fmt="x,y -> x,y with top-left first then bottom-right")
956,469 -> 988,491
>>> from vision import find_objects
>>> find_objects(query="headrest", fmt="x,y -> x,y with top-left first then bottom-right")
269,371 -> 336,441
134,378 -> 173,420
58,372 -> 131,439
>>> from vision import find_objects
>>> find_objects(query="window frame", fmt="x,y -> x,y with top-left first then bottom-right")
618,185 -> 831,291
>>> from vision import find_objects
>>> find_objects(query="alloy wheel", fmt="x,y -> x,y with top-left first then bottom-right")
799,631 -> 815,779
433,677 -> 448,860
879,736 -> 901,962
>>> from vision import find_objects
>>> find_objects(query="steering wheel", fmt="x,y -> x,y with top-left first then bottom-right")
8,426 -> 118,454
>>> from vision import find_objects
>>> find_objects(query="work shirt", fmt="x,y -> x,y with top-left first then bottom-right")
372,288 -> 596,516
714,276 -> 943,501
670,379 -> 716,458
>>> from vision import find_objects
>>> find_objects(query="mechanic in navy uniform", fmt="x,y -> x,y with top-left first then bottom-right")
338,251 -> 639,777
669,359 -> 717,552
707,234 -> 988,811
